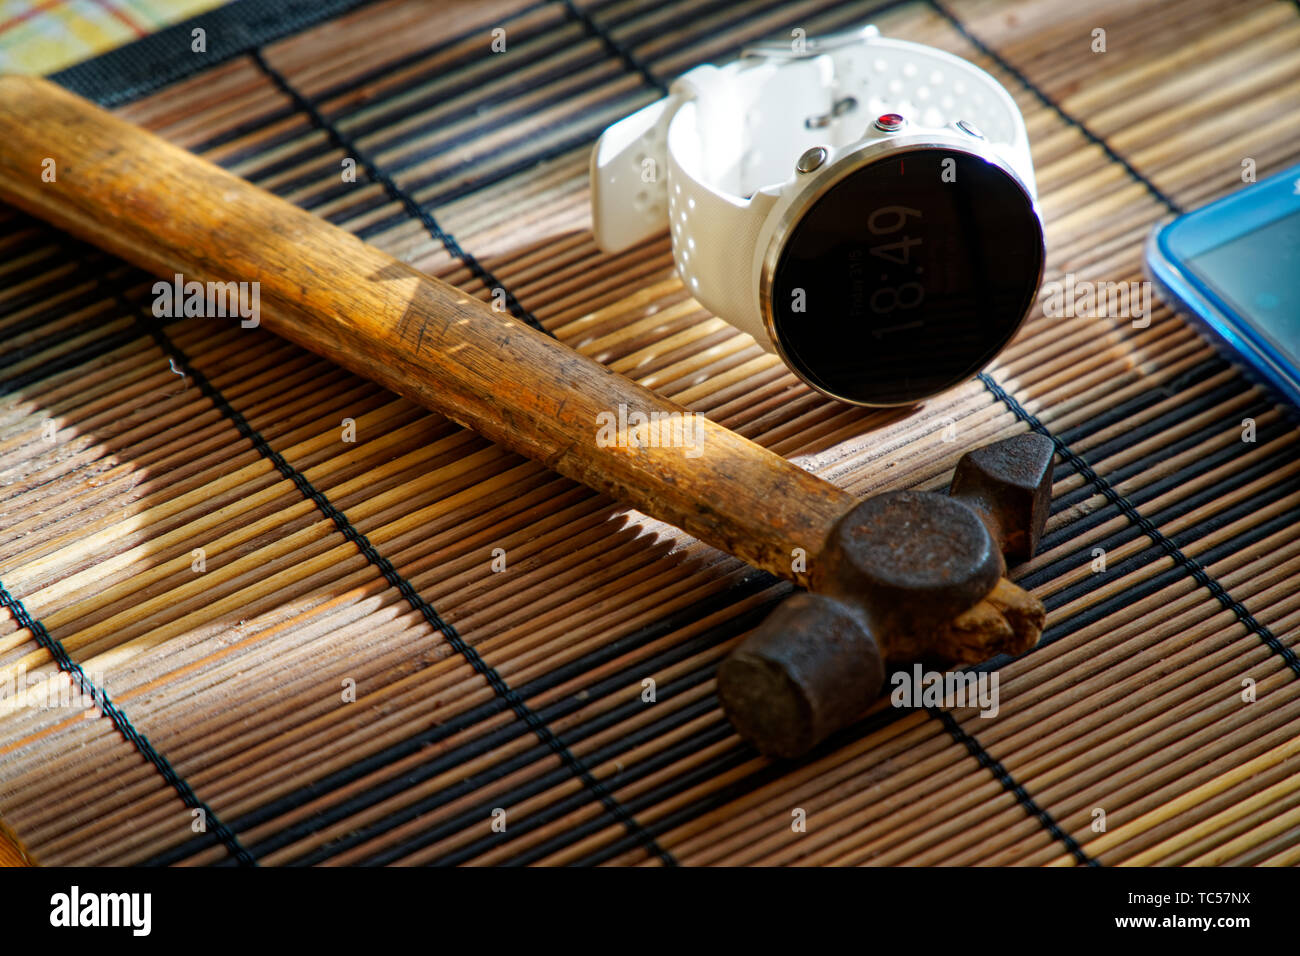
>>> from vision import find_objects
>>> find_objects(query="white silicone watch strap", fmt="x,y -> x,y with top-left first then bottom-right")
590,32 -> 1034,344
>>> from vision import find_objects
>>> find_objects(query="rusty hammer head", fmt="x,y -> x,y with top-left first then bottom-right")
716,432 -> 1055,758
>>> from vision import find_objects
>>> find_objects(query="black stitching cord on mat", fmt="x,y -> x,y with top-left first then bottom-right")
140,569 -> 779,865
928,0 -> 1185,217
248,48 -> 551,336
246,0 -> 916,231
929,1 -> 1300,679
0,584 -> 256,866
928,707 -> 1096,866
559,0 -> 669,94
245,45 -> 677,866
111,287 -> 677,867
981,372 -> 1300,679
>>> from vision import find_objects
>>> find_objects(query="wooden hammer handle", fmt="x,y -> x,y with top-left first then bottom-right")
0,76 -> 852,584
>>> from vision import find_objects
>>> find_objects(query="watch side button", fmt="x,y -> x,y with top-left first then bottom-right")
796,146 -> 828,174
956,119 -> 984,139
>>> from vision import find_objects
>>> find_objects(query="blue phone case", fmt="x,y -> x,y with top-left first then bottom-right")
1144,162 -> 1300,412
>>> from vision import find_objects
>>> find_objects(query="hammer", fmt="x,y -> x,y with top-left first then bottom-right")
0,77 -> 1052,758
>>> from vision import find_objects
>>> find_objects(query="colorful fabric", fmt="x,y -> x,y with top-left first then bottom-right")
0,0 -> 226,74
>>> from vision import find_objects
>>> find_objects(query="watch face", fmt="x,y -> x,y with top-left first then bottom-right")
768,147 -> 1044,406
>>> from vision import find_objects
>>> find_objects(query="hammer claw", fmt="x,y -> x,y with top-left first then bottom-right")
949,432 -> 1056,562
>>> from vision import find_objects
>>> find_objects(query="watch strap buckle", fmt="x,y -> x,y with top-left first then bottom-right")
740,25 -> 877,133
740,23 -> 879,61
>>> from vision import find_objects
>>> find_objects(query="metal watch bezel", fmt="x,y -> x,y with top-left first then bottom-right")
757,132 -> 1046,408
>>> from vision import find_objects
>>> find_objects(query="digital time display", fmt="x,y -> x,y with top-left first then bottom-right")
769,148 -> 1044,405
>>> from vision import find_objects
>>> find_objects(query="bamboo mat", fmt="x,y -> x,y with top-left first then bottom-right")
2,0 -> 1299,867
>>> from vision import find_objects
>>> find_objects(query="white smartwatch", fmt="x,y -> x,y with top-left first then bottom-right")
590,25 -> 1045,407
